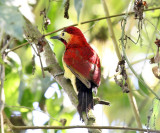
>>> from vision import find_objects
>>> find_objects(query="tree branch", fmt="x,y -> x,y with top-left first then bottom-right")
44,6 -> 160,36
0,34 -> 7,133
120,16 -> 160,100
6,6 -> 160,54
23,19 -> 101,133
101,0 -> 143,131
3,111 -> 160,133
4,124 -> 160,133
6,42 -> 29,54
101,0 -> 122,61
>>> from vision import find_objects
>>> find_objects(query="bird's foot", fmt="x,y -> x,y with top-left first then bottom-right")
54,72 -> 64,78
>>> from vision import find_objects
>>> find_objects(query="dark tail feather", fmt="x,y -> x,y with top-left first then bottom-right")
76,78 -> 94,120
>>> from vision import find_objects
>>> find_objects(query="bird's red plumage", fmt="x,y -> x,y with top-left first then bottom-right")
63,26 -> 101,87
51,26 -> 101,120
64,46 -> 101,86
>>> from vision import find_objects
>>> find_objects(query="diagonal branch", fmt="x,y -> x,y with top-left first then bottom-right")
101,0 -> 143,131
23,19 -> 101,133
120,17 -> 160,100
44,6 -> 160,36
6,6 -> 160,54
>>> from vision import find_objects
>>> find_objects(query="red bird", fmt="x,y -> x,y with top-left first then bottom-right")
51,26 -> 101,120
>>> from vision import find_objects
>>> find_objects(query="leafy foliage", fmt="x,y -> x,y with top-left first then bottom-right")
0,5 -> 24,40
138,74 -> 150,96
1,0 -> 160,133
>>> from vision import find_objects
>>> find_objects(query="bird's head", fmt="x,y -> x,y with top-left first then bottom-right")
51,26 -> 87,47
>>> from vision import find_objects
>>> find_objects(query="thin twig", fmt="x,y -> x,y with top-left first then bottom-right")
44,6 -> 160,36
6,6 -> 160,54
120,18 -> 160,100
6,42 -> 29,54
4,123 -> 160,133
101,0 -> 122,60
144,18 -> 160,33
101,0 -> 143,131
35,44 -> 45,78
24,24 -> 46,78
1,5 -> 159,133
31,44 -> 45,78
3,110 -> 160,133
1,38 -> 13,54
23,19 -> 101,133
0,37 -> 6,133
130,54 -> 153,65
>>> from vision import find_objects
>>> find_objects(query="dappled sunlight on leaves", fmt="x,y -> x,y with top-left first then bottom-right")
1,0 -> 160,132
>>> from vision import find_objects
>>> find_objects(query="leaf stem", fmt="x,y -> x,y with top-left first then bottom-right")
101,0 -> 143,131
24,19 -> 101,133
101,0 -> 122,60
44,6 -> 160,36
6,42 -> 29,54
120,18 -> 160,100
6,6 -> 160,54
3,123 -> 160,133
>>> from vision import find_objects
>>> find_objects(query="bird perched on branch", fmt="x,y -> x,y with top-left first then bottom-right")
51,26 -> 101,120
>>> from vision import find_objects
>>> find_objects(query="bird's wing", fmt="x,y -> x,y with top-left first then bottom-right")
66,65 -> 91,88
63,46 -> 101,88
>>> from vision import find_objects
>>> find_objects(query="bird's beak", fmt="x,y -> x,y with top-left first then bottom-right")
50,34 -> 67,45
50,35 -> 61,40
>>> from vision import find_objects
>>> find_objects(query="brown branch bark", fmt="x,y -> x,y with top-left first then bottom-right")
3,111 -> 160,133
2,5 -> 160,133
0,34 -> 8,133
3,109 -> 160,132
23,19 -> 101,133
6,42 -> 29,54
5,124 -> 160,133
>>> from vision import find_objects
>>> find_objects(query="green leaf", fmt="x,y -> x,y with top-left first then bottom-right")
74,0 -> 83,22
4,107 -> 12,118
99,81 -> 130,124
20,88 -> 34,107
25,62 -> 33,74
53,41 -> 65,68
138,74 -> 150,96
46,93 -> 63,120
0,5 -> 24,41
4,72 -> 20,106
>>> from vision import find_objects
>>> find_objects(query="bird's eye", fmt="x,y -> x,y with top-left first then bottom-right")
62,32 -> 65,36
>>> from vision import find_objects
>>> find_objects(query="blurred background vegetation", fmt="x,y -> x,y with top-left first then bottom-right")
0,0 -> 160,133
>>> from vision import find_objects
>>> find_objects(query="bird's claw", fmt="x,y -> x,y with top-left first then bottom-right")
54,72 -> 64,78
